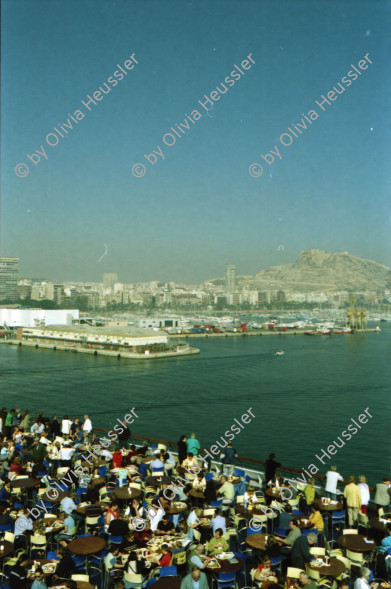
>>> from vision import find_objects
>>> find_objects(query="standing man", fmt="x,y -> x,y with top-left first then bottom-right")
344,476 -> 362,526
265,453 -> 281,485
325,465 -> 343,500
374,477 -> 391,513
291,533 -> 318,569
221,441 -> 237,476
82,414 -> 92,441
187,433 -> 201,456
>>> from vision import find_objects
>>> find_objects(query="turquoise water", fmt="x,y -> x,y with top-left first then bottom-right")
1,324 -> 390,486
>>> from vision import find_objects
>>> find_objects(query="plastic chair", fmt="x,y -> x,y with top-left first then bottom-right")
160,566 -> 178,577
124,571 -> 143,587
98,465 -> 107,477
217,572 -> 236,587
235,469 -> 245,477
274,527 -> 288,537
0,524 -> 13,533
302,528 -> 318,536
287,567 -> 304,578
343,528 -> 358,535
205,472 -> 214,481
209,500 -> 223,508
71,574 -> 90,582
108,535 -> 123,544
146,578 -> 157,588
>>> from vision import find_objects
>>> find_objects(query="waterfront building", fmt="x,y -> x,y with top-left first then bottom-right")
0,308 -> 79,328
0,257 -> 19,301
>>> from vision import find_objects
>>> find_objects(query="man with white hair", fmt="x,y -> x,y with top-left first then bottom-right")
82,414 -> 92,440
354,567 -> 377,589
188,544 -> 211,570
325,465 -> 343,500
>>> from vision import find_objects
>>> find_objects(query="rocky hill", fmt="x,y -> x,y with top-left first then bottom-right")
238,249 -> 391,292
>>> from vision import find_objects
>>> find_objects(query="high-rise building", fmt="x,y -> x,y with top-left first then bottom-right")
225,264 -> 236,293
0,258 -> 19,302
103,273 -> 118,289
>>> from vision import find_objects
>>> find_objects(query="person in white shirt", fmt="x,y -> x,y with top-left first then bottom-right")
244,486 -> 258,504
60,444 -> 75,463
148,501 -> 165,532
325,465 -> 343,500
61,416 -> 73,439
358,475 -> 370,515
61,496 -> 78,515
82,414 -> 92,439
354,567 -> 376,589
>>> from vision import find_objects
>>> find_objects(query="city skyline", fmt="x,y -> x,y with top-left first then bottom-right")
2,0 -> 390,283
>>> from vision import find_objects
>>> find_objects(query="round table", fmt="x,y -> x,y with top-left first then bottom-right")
0,541 -> 14,558
40,490 -> 69,502
313,498 -> 343,512
370,517 -> 391,532
266,488 -> 283,498
189,489 -> 206,500
53,579 -> 95,589
245,533 -> 279,550
10,477 -> 40,489
76,504 -> 104,516
164,502 -> 188,515
205,554 -> 243,574
236,504 -> 268,517
214,477 -> 241,486
306,556 -> 346,577
153,577 -> 181,589
67,536 -> 106,555
145,476 -> 175,487
110,488 -> 141,501
292,515 -> 313,530
337,534 -> 377,552
90,476 -> 105,487
26,559 -> 56,579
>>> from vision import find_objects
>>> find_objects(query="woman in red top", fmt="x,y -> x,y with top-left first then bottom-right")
158,544 -> 172,567
112,447 -> 123,469
105,502 -> 119,527
9,457 -> 26,475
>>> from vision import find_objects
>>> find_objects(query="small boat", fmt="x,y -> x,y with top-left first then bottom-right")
304,330 -> 332,336
275,350 -> 285,355
332,328 -> 352,334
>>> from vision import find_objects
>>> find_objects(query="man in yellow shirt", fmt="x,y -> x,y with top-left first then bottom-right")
344,476 -> 362,526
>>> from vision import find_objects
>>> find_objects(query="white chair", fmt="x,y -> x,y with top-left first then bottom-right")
310,547 -> 326,556
236,495 -> 245,504
124,571 -> 143,586
343,529 -> 358,535
193,528 -> 201,542
203,508 -> 215,517
346,549 -> 366,568
71,574 -> 90,582
4,532 -> 15,544
287,567 -> 304,579
157,444 -> 166,451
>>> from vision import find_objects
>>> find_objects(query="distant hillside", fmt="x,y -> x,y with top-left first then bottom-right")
239,250 -> 391,292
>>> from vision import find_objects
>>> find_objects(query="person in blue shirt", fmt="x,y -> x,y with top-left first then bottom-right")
31,568 -> 47,589
380,523 -> 391,577
136,457 -> 147,480
0,481 -> 11,504
54,511 -> 75,541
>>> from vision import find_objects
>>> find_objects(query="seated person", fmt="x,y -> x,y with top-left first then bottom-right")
281,481 -> 297,500
156,514 -> 176,536
207,528 -> 228,555
278,503 -> 294,529
0,504 -> 14,525
104,545 -> 126,577
178,520 -> 193,543
52,547 -> 74,579
188,544 -> 211,570
192,472 -> 207,491
265,536 -> 282,557
204,479 -> 217,502
182,453 -> 198,470
121,530 -> 138,552
108,509 -> 129,537
54,511 -> 75,542
217,475 -> 235,505
9,457 -> 26,475
210,508 -> 226,534
150,452 -> 165,472
295,571 -> 318,589
187,507 -> 203,530
254,556 -> 278,586
151,543 -> 172,567
244,486 -> 258,504
308,503 -> 324,532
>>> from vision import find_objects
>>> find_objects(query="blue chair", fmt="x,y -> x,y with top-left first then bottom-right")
245,475 -> 251,484
292,510 -> 305,515
146,579 -> 156,588
98,465 -> 107,477
271,555 -> 284,573
205,472 -> 214,481
235,468 -> 245,477
274,527 -> 288,537
0,524 -> 13,533
159,566 -> 178,577
47,551 -> 60,561
217,572 -> 236,587
72,555 -> 87,570
246,526 -> 260,536
108,535 -> 123,544
209,500 -> 223,508
331,510 -> 346,533
76,487 -> 87,498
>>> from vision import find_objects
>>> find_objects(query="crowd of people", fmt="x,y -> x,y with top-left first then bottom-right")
0,409 -> 390,589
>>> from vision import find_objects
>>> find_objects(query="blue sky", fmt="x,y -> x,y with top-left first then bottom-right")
1,0 -> 390,282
